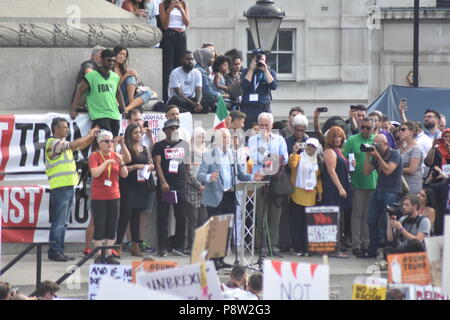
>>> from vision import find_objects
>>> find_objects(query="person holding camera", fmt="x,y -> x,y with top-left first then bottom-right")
343,117 -> 377,257
384,195 -> 431,259
362,134 -> 403,258
424,128 -> 450,235
240,49 -> 278,130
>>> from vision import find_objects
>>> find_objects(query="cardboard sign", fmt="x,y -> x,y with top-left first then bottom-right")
424,236 -> 444,287
190,214 -> 233,264
136,261 -> 223,300
88,265 -> 132,300
263,260 -> 329,300
352,277 -> 387,300
306,206 -> 339,254
443,215 -> 450,296
96,277 -> 182,300
387,252 -> 432,286
131,260 -> 178,283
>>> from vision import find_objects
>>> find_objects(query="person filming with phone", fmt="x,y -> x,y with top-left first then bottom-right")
240,49 -> 278,130
384,195 -> 431,259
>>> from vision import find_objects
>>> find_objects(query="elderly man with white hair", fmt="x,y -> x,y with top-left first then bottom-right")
198,128 -> 264,269
248,113 -> 289,255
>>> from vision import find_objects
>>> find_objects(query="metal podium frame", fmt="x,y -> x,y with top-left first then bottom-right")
235,181 -> 270,267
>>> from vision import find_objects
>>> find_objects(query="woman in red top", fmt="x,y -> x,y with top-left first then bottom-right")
89,130 -> 128,264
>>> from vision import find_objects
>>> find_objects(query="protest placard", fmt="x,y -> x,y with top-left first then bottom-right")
88,265 -> 132,300
263,260 -> 329,300
389,284 -> 450,300
305,206 -> 339,254
136,261 -> 223,300
96,277 -> 182,300
424,236 -> 444,287
131,260 -> 178,283
190,214 -> 233,264
352,277 -> 387,300
387,252 -> 432,286
443,215 -> 450,296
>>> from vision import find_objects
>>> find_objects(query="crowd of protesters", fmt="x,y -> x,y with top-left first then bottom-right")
47,0 -> 449,269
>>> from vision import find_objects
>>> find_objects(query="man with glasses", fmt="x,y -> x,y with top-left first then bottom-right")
343,118 -> 378,257
71,49 -> 125,137
399,101 -> 442,140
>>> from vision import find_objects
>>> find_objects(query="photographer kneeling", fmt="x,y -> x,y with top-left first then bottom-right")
384,195 -> 431,259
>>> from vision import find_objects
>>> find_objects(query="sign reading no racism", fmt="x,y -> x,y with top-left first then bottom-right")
306,206 -> 339,254
263,260 -> 329,300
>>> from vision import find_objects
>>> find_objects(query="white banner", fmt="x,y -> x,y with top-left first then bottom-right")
263,260 -> 329,300
443,216 -> 450,296
0,185 -> 89,243
0,112 -> 193,181
88,264 -> 133,300
136,261 -> 223,300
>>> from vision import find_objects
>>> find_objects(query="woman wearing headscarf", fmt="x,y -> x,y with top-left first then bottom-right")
194,48 -> 221,113
288,138 -> 323,257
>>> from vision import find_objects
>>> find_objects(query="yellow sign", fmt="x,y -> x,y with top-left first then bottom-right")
352,284 -> 387,300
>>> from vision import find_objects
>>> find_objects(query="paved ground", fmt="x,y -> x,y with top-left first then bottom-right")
0,243 -> 386,300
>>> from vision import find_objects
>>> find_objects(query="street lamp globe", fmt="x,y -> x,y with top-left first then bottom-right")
244,0 -> 285,52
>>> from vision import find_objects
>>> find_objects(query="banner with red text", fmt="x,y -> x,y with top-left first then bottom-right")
0,185 -> 88,243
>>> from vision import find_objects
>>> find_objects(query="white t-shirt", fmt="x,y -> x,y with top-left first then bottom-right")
168,67 -> 202,99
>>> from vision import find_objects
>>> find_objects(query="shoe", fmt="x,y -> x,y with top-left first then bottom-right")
131,242 -> 144,257
158,250 -> 168,257
358,251 -> 378,259
352,248 -> 361,256
62,254 -> 75,261
139,242 -> 156,253
111,249 -> 120,258
295,252 -> 304,257
105,255 -> 121,265
83,248 -> 92,256
94,256 -> 104,264
48,253 -> 69,262
122,241 -> 132,252
172,248 -> 189,257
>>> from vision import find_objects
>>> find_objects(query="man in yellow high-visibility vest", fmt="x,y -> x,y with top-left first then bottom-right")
46,117 -> 99,262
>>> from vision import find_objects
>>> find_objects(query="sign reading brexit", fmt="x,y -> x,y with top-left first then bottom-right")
306,206 -> 339,254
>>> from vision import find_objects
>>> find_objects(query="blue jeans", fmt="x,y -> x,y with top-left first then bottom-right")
48,187 -> 75,257
367,190 -> 399,256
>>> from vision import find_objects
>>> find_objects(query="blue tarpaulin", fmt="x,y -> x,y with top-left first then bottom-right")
367,85 -> 450,122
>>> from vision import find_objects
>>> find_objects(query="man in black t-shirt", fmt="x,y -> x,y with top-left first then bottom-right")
71,45 -> 105,107
152,120 -> 190,257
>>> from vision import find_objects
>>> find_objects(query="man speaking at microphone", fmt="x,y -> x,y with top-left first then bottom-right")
197,128 -> 264,269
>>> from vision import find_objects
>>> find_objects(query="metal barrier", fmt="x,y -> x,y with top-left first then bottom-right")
0,243 -> 118,296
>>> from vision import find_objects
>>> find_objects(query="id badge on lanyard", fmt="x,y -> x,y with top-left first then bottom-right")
250,73 -> 260,102
100,152 -> 112,187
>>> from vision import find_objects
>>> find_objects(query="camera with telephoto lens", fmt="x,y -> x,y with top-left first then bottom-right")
385,203 -> 402,220
255,53 -> 264,67
360,143 -> 375,152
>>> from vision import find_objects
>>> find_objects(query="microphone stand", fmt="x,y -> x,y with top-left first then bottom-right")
232,135 -> 240,266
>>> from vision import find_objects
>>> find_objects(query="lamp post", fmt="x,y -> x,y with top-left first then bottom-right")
244,0 -> 285,52
413,0 -> 419,87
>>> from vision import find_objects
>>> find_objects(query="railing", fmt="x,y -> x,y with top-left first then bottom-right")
0,243 -> 118,296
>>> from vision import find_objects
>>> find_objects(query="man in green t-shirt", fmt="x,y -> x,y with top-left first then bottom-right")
71,49 -> 125,137
343,117 -> 378,257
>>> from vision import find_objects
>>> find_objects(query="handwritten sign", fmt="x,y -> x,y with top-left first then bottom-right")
136,261 -> 223,300
387,252 -> 432,286
306,206 -> 339,254
263,260 -> 329,300
131,260 -> 178,283
88,265 -> 132,300
352,277 -> 387,300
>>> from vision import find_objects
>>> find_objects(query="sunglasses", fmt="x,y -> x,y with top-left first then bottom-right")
361,125 -> 372,130
101,139 -> 114,144
399,127 -> 408,132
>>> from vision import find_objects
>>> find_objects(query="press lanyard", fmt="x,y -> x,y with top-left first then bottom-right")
99,152 -> 112,180
253,72 -> 263,93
